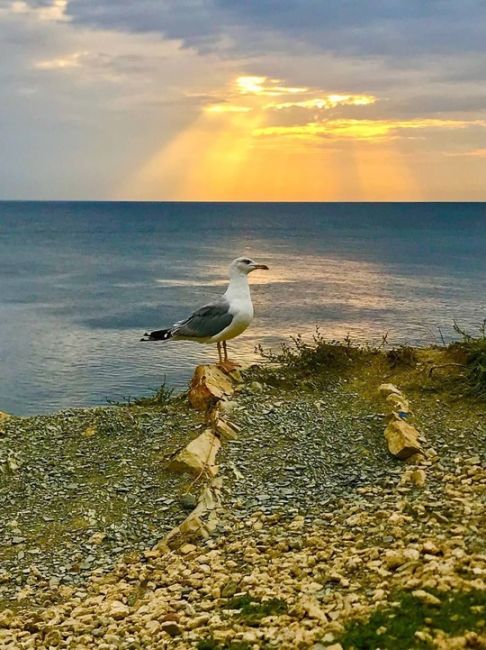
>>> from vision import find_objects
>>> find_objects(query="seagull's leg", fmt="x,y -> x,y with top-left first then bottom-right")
217,342 -> 223,364
223,340 -> 228,363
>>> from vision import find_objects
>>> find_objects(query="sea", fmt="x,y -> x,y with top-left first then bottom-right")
0,202 -> 485,416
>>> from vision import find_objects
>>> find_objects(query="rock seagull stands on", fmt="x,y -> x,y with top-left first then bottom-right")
141,257 -> 269,363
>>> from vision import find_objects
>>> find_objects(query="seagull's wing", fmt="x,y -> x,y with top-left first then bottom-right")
172,298 -> 233,339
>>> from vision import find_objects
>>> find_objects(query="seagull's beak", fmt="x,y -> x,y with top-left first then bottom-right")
253,264 -> 269,270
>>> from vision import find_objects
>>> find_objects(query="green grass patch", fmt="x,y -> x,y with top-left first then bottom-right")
196,641 -> 253,650
226,594 -> 288,626
252,324 -> 486,403
337,589 -> 485,649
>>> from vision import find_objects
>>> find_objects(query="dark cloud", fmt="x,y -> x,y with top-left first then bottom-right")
62,0 -> 486,61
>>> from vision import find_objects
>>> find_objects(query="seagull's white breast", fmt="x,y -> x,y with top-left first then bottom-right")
211,296 -> 254,343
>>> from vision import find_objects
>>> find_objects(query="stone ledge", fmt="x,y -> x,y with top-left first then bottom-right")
378,383 -> 425,462
159,364 -> 242,550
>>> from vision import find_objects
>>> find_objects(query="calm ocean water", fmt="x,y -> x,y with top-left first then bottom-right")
0,202 -> 485,415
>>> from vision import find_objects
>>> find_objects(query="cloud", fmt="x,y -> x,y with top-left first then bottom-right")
254,118 -> 486,142
205,104 -> 251,114
202,75 -> 378,115
3,0 -> 486,200
34,50 -> 85,69
265,95 -> 377,111
382,93 -> 486,117
7,0 -> 67,21
236,75 -> 308,96
0,1 -> 236,198
63,0 -> 486,64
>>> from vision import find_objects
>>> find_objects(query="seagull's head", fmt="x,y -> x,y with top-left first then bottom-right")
230,257 -> 269,276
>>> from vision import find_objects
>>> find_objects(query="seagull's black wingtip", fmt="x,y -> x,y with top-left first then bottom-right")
140,328 -> 172,342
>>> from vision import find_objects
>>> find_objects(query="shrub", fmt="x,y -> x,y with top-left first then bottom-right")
451,321 -> 486,397
255,329 -> 369,385
386,345 -> 418,368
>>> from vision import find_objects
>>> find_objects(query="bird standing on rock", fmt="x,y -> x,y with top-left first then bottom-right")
141,257 -> 269,364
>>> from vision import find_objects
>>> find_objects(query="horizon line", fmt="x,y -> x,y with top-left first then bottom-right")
1,199 -> 486,205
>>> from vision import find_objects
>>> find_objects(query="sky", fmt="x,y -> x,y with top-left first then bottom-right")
1,0 -> 486,201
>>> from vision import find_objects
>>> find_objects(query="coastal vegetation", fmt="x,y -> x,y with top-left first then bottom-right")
255,322 -> 486,400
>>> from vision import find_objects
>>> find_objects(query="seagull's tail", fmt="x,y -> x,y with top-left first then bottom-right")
140,328 -> 172,342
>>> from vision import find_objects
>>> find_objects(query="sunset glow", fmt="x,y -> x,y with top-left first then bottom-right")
254,117 -> 477,141
236,75 -> 308,96
265,95 -> 377,111
1,0 -> 485,200
127,72 -> 486,201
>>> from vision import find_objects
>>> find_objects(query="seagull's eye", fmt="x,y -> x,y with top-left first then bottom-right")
241,258 -> 252,264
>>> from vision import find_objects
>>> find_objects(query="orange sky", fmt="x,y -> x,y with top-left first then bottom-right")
2,2 -> 486,200
127,76 -> 486,201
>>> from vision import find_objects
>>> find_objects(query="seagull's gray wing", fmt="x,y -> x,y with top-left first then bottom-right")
172,298 -> 233,339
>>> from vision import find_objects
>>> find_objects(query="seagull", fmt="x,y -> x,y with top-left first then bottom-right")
141,257 -> 269,364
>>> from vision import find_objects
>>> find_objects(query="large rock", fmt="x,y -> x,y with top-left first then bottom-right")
168,429 -> 220,476
188,365 -> 235,411
384,419 -> 423,460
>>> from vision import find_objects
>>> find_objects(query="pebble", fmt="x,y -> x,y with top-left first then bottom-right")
411,589 -> 442,606
179,494 -> 198,510
180,544 -> 197,555
161,621 -> 181,637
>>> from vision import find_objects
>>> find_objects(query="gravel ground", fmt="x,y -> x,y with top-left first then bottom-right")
220,380 -> 394,517
0,355 -> 485,648
0,401 -> 202,607
218,377 -> 485,523
0,442 -> 484,649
